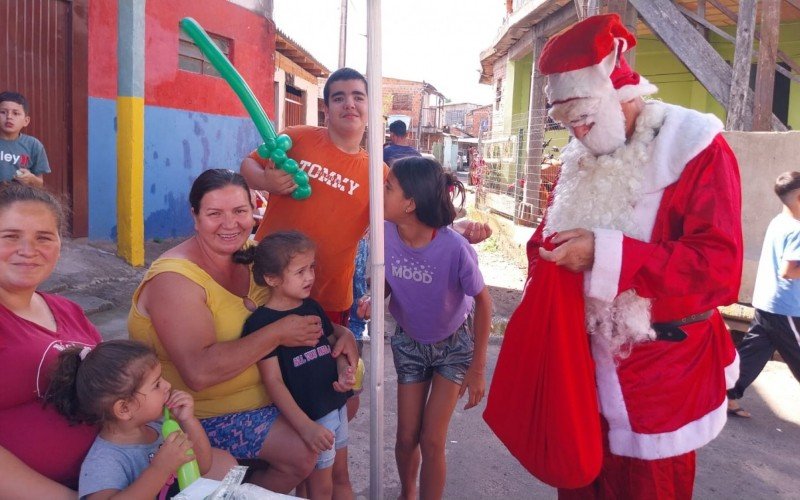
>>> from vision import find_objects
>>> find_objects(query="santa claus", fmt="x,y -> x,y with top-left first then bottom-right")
529,13 -> 742,498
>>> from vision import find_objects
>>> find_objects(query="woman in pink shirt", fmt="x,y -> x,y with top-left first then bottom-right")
0,183 -> 102,498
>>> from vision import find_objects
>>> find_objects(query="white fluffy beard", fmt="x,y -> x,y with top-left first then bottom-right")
545,102 -> 668,358
573,94 -> 627,156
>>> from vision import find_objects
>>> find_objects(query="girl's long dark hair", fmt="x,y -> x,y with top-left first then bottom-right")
45,340 -> 158,425
391,156 -> 465,228
235,230 -> 316,287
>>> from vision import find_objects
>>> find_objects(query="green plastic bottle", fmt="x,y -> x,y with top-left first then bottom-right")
161,407 -> 201,490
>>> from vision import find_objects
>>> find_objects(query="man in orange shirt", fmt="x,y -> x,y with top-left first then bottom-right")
242,68 -> 376,321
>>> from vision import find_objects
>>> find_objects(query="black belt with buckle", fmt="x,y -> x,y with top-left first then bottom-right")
652,310 -> 714,342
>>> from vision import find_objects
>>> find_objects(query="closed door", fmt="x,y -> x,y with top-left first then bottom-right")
284,84 -> 305,127
1,0 -> 72,199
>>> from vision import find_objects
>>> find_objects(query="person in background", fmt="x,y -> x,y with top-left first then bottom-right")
522,14 -> 742,498
348,236 -> 370,352
727,171 -> 800,418
0,91 -> 50,187
383,120 -> 421,167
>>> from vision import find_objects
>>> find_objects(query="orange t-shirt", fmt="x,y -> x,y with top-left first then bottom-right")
251,126 -> 387,311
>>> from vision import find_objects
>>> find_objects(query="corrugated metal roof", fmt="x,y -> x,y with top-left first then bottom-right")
275,28 -> 331,78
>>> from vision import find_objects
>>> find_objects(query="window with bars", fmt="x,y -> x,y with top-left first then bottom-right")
178,29 -> 232,77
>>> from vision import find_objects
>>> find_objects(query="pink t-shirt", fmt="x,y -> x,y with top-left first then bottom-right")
0,293 -> 102,489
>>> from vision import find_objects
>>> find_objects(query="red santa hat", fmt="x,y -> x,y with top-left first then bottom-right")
538,14 -> 657,104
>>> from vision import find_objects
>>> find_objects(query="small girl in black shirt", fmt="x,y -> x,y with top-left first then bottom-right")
241,231 -> 355,500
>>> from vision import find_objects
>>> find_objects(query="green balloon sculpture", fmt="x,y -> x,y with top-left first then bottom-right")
180,17 -> 311,200
161,407 -> 201,490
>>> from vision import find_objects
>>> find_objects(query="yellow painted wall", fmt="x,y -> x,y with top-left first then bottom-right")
116,96 -> 145,266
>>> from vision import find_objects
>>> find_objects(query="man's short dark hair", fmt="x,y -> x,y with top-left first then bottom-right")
389,120 -> 408,137
0,91 -> 29,114
775,171 -> 800,204
323,67 -> 368,105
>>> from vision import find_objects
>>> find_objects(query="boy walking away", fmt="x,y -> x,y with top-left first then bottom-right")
728,171 -> 800,418
0,91 -> 49,187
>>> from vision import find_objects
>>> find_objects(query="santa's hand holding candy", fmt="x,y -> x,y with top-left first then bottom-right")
484,13 -> 743,499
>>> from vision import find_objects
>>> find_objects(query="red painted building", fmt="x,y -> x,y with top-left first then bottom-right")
1,0 -> 277,238
87,0 -> 276,239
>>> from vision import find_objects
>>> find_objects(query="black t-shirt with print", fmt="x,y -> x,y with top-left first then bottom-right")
242,298 -> 351,420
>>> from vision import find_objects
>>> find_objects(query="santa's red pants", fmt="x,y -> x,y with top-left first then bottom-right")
558,420 -> 696,500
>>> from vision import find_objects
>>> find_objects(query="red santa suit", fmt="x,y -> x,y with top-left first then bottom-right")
531,99 -> 742,498
488,15 -> 744,497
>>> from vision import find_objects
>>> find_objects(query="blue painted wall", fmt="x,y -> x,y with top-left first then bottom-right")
88,97 -> 261,240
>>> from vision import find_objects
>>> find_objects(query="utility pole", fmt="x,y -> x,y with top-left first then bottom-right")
116,0 -> 145,266
338,0 -> 348,68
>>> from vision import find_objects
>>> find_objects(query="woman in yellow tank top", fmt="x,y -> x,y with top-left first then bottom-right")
128,169 -> 359,494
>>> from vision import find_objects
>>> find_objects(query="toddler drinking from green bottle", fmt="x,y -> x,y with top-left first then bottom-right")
45,339 -> 212,499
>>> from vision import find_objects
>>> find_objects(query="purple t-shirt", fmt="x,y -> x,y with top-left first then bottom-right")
385,221 -> 485,343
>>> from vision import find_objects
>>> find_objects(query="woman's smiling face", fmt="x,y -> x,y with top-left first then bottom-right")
193,185 -> 254,254
0,201 -> 61,294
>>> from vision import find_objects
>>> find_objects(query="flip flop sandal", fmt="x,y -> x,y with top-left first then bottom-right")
727,406 -> 751,418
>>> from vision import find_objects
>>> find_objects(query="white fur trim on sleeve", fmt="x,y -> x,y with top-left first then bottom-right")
587,228 -> 623,302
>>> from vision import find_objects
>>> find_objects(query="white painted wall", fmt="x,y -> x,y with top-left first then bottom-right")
724,130 -> 800,303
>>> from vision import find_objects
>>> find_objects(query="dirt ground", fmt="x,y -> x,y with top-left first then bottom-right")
474,236 -> 528,333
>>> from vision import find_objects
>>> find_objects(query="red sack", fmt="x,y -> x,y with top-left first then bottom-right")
483,245 -> 602,489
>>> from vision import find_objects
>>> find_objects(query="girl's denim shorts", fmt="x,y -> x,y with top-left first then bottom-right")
390,313 -> 474,385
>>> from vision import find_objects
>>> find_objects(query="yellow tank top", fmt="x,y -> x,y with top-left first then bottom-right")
128,257 -> 271,418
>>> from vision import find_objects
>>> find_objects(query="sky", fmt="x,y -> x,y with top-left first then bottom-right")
273,0 -> 506,105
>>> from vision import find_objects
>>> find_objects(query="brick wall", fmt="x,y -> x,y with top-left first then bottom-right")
467,105 -> 493,137
382,77 -> 426,140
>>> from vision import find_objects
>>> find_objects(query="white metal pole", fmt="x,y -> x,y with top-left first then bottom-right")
366,0 -> 385,498
338,0 -> 348,68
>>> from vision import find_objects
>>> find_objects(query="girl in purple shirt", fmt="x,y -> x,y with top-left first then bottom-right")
383,156 -> 492,500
